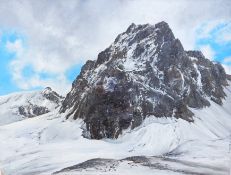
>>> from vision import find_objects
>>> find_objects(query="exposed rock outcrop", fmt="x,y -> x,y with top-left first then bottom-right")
60,21 -> 229,139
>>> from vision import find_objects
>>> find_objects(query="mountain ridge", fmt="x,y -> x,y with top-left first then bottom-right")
0,87 -> 63,125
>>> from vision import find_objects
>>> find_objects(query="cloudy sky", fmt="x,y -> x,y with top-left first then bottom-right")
0,0 -> 231,95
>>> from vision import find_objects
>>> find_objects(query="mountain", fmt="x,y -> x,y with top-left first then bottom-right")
0,21 -> 231,175
0,87 -> 63,125
60,21 -> 229,139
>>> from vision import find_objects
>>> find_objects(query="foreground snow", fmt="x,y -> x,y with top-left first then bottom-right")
0,86 -> 231,174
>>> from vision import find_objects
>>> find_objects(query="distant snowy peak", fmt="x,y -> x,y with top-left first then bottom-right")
61,21 -> 229,139
42,87 -> 64,105
0,87 -> 63,125
18,87 -> 64,118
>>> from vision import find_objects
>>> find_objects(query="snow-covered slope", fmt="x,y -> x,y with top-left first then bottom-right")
0,21 -> 230,175
0,84 -> 230,175
0,87 -> 63,126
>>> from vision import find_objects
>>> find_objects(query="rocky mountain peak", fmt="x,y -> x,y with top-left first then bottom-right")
60,21 -> 229,139
42,87 -> 53,94
42,87 -> 64,104
18,88 -> 64,119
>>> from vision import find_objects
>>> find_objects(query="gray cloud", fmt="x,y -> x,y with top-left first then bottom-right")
0,0 -> 230,94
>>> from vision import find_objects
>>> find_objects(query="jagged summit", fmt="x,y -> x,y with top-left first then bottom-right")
60,21 -> 229,139
186,50 -> 205,59
124,21 -> 173,38
42,87 -> 64,104
115,21 -> 175,46
42,87 -> 53,93
155,21 -> 170,28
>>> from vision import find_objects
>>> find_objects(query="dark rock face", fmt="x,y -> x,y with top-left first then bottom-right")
60,21 -> 229,139
227,74 -> 231,81
18,105 -> 50,118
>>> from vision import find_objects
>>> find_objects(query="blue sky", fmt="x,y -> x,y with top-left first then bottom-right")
0,31 -> 83,95
0,31 -> 21,95
196,22 -> 231,64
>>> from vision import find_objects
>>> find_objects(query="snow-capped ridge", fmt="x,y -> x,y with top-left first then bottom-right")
0,87 -> 63,125
1,84 -> 231,174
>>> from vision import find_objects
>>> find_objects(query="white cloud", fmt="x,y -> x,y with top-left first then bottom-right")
0,0 -> 231,94
6,39 -> 24,56
196,20 -> 221,39
199,45 -> 215,60
9,57 -> 71,95
215,23 -> 231,44
222,57 -> 231,76
17,74 -> 71,95
222,64 -> 231,75
223,57 -> 231,64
